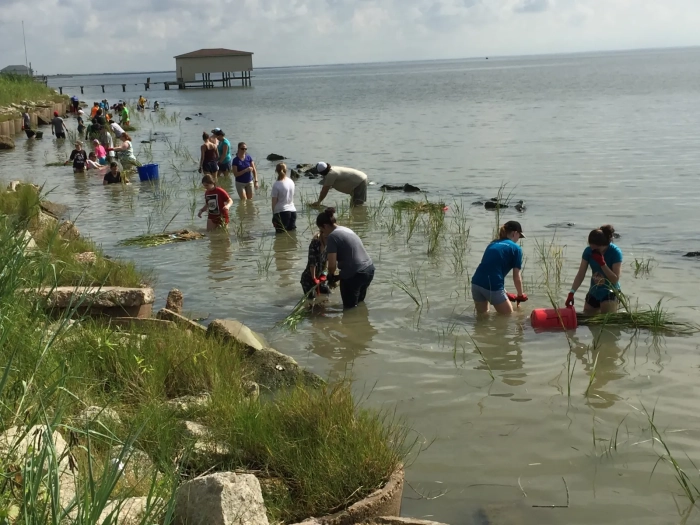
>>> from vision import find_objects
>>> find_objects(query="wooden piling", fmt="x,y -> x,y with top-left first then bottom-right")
121,84 -> 126,92
80,86 -> 84,94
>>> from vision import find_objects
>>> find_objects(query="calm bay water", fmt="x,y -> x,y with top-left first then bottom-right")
3,48 -> 700,524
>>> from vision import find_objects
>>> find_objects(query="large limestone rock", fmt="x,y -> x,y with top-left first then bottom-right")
0,135 -> 15,149
58,220 -> 81,240
165,394 -> 211,415
174,472 -> 269,525
166,288 -> 184,313
207,319 -> 323,389
37,286 -> 155,309
0,425 -> 77,508
98,497 -> 159,525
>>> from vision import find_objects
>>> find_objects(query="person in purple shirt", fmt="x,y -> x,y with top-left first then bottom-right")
231,142 -> 258,201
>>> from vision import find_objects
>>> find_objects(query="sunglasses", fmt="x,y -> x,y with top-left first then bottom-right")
239,147 -> 247,151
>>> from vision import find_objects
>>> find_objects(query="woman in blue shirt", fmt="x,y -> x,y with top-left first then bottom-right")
565,225 -> 623,314
471,221 -> 527,314
231,142 -> 258,201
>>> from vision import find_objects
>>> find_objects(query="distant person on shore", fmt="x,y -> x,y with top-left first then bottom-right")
90,102 -> 99,118
22,109 -> 35,139
311,163 -> 368,207
198,174 -> 233,231
198,132 -> 220,180
212,128 -> 231,175
92,139 -> 107,165
65,141 -> 88,173
300,226 -> 330,298
565,225 -> 622,315
108,132 -> 139,168
271,163 -> 296,233
153,101 -> 160,111
109,120 -> 125,139
103,162 -> 128,185
317,207 -> 375,309
231,142 -> 258,200
51,111 -> 68,139
471,221 -> 527,315
70,95 -> 79,113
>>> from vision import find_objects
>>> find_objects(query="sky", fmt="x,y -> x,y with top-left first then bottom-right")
1,0 -> 700,74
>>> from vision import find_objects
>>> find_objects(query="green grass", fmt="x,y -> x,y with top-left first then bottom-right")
392,198 -> 445,213
0,190 -> 410,523
0,73 -> 66,122
576,299 -> 699,334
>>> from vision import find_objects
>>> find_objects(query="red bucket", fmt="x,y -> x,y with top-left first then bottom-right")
530,306 -> 577,330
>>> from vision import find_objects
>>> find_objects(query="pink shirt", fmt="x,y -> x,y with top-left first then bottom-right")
94,145 -> 107,158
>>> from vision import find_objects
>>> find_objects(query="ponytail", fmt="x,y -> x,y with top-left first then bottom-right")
497,225 -> 508,240
316,207 -> 337,228
588,224 -> 615,246
276,162 -> 287,181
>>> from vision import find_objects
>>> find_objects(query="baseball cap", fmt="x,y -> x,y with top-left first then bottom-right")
316,162 -> 328,173
211,127 -> 222,135
53,111 -> 58,116
92,139 -> 99,144
504,220 -> 525,237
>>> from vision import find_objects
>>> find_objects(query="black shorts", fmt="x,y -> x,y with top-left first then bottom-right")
203,161 -> 219,173
339,265 -> 375,309
55,132 -> 66,139
585,292 -> 618,309
272,211 -> 297,233
25,129 -> 35,138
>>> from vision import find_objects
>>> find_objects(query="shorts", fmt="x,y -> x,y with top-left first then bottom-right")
585,292 -> 618,309
98,157 -> 108,165
203,161 -> 219,173
55,132 -> 66,139
218,160 -> 232,172
207,214 -> 229,226
25,129 -> 35,138
471,283 -> 508,305
236,181 -> 254,193
352,179 -> 368,205
272,211 -> 297,233
339,265 -> 375,309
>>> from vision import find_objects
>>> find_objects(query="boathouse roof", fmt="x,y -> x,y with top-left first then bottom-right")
174,49 -> 253,59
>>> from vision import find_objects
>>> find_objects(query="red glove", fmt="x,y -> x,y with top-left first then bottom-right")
506,292 -> 517,302
318,275 -> 327,282
313,278 -> 320,285
516,294 -> 528,305
591,251 -> 606,266
565,292 -> 575,307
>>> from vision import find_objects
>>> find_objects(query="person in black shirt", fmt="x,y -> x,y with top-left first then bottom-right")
65,142 -> 88,173
103,162 -> 128,185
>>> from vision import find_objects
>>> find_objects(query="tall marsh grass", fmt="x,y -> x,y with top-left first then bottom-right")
0,73 -> 64,108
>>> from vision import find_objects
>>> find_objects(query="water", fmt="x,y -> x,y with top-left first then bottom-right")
4,48 -> 700,524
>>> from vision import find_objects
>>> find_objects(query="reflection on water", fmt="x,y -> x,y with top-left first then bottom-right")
306,303 -> 378,379
471,316 -> 526,388
207,232 -> 234,282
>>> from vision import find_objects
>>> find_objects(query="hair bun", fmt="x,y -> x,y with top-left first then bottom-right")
600,224 -> 615,240
325,207 -> 336,215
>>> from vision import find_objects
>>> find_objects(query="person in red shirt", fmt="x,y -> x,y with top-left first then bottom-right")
197,174 -> 232,231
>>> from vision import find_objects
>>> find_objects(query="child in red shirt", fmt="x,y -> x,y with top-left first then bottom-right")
197,174 -> 232,231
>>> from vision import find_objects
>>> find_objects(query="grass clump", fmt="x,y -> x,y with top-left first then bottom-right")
119,230 -> 204,248
577,299 -> 699,335
392,198 -> 445,213
0,73 -> 65,107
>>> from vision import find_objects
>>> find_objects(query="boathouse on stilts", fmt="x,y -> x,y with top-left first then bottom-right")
173,48 -> 254,89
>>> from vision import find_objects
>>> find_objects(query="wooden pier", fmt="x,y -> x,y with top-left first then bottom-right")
55,72 -> 253,95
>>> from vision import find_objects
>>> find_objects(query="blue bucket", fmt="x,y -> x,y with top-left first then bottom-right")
137,163 -> 159,182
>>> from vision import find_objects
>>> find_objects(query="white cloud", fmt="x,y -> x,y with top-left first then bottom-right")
0,0 -> 699,73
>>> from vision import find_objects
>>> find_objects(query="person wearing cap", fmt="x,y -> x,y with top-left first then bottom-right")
65,141 -> 89,173
51,111 -> 67,139
231,142 -> 258,200
212,129 -> 232,175
311,163 -> 368,207
70,95 -> 79,113
471,221 -> 527,314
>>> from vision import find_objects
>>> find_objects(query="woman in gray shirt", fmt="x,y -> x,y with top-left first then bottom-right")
316,207 -> 375,309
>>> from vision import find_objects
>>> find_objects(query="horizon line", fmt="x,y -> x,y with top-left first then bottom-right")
40,44 -> 699,77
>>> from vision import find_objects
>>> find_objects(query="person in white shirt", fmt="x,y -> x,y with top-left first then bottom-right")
311,162 -> 368,207
271,163 -> 297,233
109,120 -> 125,139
